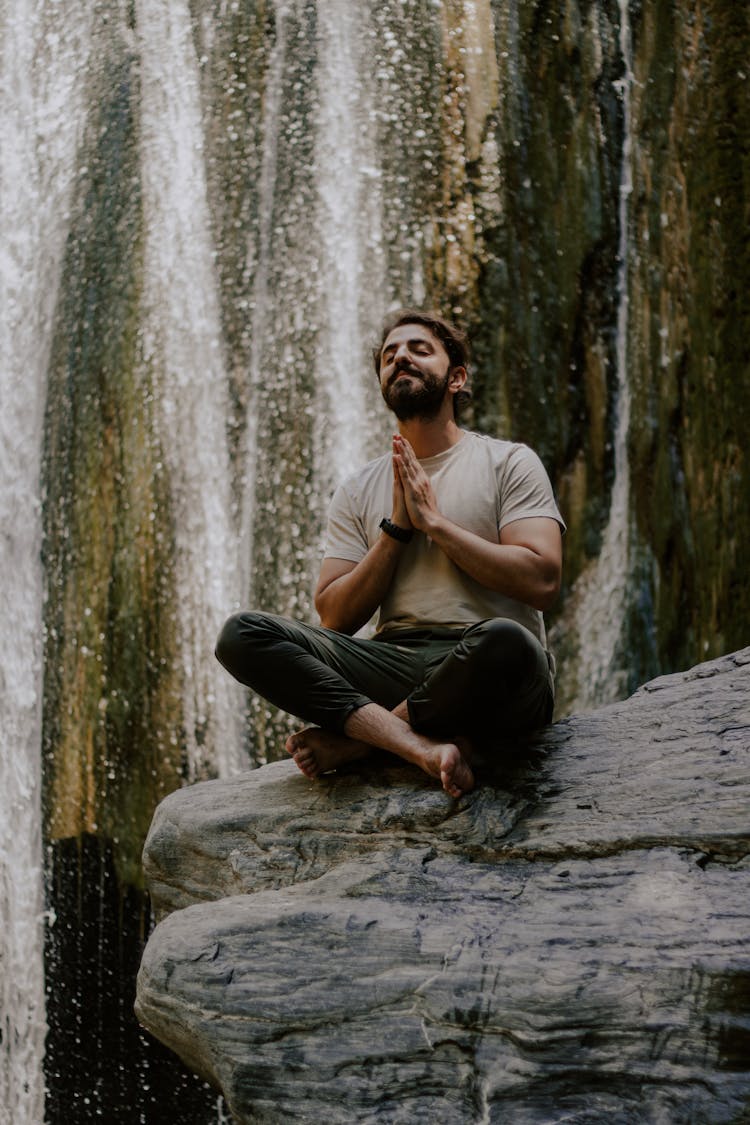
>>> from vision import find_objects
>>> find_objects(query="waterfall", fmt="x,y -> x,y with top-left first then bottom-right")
235,0 -> 391,760
237,3 -> 287,611
136,0 -> 246,780
566,0 -> 635,711
5,0 -> 740,1118
0,2 -> 93,1119
313,0 -> 387,485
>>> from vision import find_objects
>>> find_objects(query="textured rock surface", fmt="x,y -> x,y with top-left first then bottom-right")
136,649 -> 750,1122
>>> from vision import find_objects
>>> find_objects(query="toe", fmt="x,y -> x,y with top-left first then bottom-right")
442,774 -> 462,799
285,734 -> 300,756
293,755 -> 318,779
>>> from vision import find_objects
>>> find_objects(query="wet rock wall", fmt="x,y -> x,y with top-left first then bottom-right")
23,0 -> 750,1121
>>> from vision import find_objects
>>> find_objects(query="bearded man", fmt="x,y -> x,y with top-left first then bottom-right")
216,309 -> 564,797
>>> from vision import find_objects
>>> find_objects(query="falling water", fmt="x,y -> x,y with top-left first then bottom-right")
567,0 -> 634,711
136,0 -> 246,780
237,1 -> 289,612
312,0 -> 388,485
236,0 -> 392,759
0,2 -> 93,1119
3,0 -> 712,1117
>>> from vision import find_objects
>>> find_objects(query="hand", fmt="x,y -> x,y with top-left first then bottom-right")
392,434 -> 440,533
391,435 -> 413,529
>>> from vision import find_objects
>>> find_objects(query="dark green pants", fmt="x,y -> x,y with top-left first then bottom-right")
216,612 -> 553,744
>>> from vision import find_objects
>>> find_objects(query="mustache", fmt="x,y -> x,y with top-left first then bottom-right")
389,361 -> 422,384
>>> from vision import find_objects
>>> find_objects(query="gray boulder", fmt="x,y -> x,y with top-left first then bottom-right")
136,650 -> 750,1123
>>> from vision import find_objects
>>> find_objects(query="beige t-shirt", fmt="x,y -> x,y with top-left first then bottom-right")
324,431 -> 564,647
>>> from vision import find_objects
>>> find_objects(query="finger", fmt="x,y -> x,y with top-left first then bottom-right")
396,459 -> 417,488
395,435 -> 416,464
400,456 -> 423,487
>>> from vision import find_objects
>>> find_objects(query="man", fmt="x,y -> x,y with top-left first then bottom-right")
216,309 -> 564,798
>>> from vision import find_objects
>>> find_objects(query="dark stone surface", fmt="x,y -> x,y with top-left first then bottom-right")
136,649 -> 750,1122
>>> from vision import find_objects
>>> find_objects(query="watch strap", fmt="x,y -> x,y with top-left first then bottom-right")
379,517 -> 413,543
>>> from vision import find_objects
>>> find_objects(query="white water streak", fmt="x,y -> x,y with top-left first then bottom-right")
239,0 -> 290,605
314,0 -> 387,486
0,1 -> 94,1117
136,0 -> 245,779
571,0 -> 634,709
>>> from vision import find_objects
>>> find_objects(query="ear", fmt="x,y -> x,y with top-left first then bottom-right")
448,365 -> 467,393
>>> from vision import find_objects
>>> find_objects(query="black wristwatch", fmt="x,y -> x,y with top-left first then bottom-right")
379,517 -> 413,543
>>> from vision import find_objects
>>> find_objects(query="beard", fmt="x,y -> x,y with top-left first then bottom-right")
382,365 -> 451,421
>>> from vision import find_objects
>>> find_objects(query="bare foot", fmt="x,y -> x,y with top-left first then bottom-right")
422,742 -> 475,799
341,703 -> 476,799
285,727 -> 372,779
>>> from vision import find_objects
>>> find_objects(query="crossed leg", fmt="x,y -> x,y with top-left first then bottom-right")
217,612 -> 475,797
217,612 -> 549,799
284,617 -> 552,797
286,700 -> 475,798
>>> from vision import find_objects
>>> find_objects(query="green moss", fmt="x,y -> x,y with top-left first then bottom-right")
42,29 -> 183,889
629,0 -> 750,674
471,0 -> 622,598
192,0 -> 272,471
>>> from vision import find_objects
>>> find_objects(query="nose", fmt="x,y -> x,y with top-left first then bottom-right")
393,341 -> 411,365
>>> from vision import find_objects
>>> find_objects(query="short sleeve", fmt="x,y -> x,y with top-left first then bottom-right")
323,482 -> 369,562
497,444 -> 565,532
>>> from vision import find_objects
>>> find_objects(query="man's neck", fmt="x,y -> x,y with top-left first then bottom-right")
396,416 -> 465,459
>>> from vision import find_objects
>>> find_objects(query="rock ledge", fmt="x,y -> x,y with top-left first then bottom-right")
136,650 -> 750,1123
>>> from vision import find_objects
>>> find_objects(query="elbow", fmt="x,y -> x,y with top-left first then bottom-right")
318,609 -> 340,631
315,594 -> 335,630
315,595 -> 352,635
532,567 -> 561,612
535,589 -> 559,612
318,613 -> 355,635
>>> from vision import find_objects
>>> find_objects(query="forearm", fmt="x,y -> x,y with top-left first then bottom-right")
392,434 -> 561,612
424,514 -> 560,611
315,534 -> 406,634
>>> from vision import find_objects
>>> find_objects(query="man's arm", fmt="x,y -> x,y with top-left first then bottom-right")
314,539 -> 402,634
426,515 -> 561,610
315,439 -> 413,634
393,434 -> 562,611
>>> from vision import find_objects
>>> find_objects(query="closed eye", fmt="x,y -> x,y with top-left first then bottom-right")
382,340 -> 433,364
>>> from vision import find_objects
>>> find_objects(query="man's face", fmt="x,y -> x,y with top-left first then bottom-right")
379,323 -> 453,421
